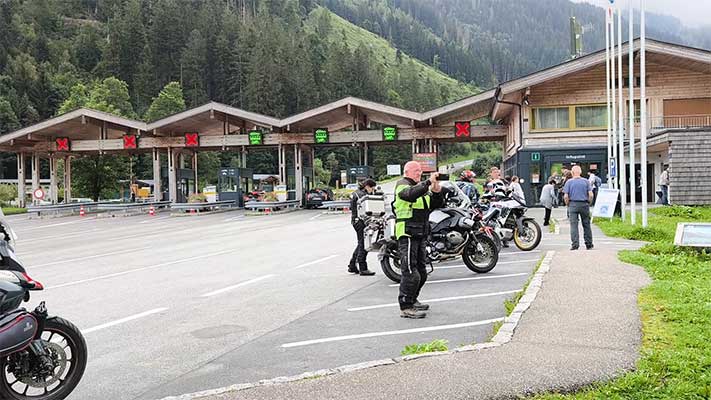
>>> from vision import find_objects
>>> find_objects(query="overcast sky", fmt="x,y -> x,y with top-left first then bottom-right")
571,0 -> 710,28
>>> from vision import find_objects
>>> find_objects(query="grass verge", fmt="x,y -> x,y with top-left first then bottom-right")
534,205 -> 711,399
401,339 -> 448,356
1,207 -> 27,215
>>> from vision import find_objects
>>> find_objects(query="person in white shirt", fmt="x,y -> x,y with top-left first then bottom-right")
510,176 -> 525,204
659,166 -> 670,205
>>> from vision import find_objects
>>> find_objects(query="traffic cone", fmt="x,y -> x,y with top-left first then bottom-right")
265,207 -> 271,215
190,208 -> 196,215
149,205 -> 155,216
343,206 -> 350,214
79,205 -> 85,217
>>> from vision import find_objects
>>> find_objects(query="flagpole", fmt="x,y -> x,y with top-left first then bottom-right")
611,6 -> 618,193
641,0 -> 649,226
617,4 -> 626,222
629,0 -> 636,224
606,7 -> 613,189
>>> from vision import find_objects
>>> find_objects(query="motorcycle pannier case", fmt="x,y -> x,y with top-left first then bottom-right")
0,310 -> 38,357
357,195 -> 385,218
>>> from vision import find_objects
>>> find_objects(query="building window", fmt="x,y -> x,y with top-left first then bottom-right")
575,105 -> 607,128
531,104 -> 608,131
533,107 -> 569,130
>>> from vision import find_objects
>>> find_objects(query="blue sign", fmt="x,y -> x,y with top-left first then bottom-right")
609,158 -> 617,178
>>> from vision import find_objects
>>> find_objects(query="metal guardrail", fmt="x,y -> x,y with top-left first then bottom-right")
171,200 -> 238,213
27,202 -> 100,217
320,200 -> 351,211
244,200 -> 300,211
98,201 -> 171,216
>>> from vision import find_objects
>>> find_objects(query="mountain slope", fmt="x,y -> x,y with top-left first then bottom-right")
304,7 -> 478,107
321,0 -> 711,86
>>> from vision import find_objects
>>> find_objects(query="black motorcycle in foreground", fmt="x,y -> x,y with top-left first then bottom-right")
363,183 -> 499,283
0,212 -> 87,399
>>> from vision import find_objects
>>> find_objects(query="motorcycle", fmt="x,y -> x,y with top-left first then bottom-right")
477,191 -> 542,252
0,211 -> 87,399
363,182 -> 499,283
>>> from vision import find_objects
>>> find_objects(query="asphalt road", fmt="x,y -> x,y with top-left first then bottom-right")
4,207 -> 559,400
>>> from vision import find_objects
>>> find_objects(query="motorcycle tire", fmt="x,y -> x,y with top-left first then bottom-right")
513,219 -> 542,251
380,248 -> 402,283
463,234 -> 499,273
0,317 -> 88,400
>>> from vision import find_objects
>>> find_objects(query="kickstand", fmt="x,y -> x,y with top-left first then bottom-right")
427,262 -> 434,275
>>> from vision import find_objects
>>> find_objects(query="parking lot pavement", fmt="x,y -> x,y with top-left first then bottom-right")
6,209 -> 557,400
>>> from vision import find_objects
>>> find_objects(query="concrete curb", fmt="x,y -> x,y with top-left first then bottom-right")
156,250 -> 557,400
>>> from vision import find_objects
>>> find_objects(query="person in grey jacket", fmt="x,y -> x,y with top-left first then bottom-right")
540,178 -> 557,226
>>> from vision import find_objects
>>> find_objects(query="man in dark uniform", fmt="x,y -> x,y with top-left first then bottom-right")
348,179 -> 377,276
393,162 -> 444,319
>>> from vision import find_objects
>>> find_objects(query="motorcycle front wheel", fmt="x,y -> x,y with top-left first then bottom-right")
463,234 -> 499,273
513,219 -> 542,251
380,245 -> 402,283
0,317 -> 87,400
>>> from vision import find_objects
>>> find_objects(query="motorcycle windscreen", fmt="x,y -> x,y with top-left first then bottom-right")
0,311 -> 38,357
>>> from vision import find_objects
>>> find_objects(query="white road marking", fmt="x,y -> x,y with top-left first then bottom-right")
347,290 -> 521,311
32,246 -> 153,268
498,249 -> 542,256
21,218 -> 95,231
223,215 -> 246,222
388,272 -> 528,287
293,255 -> 340,270
309,212 -> 326,221
17,229 -> 100,244
47,249 -> 235,290
201,274 -> 275,297
281,318 -> 504,348
140,216 -> 172,224
82,308 -> 168,334
435,258 -> 540,270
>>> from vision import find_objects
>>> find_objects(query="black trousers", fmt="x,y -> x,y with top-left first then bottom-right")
543,207 -> 552,225
397,236 -> 428,310
348,225 -> 367,271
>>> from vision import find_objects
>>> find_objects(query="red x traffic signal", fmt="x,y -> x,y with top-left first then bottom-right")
56,137 -> 70,151
454,122 -> 471,138
185,133 -> 199,147
123,135 -> 137,149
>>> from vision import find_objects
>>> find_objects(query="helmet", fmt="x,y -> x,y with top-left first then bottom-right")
459,170 -> 476,183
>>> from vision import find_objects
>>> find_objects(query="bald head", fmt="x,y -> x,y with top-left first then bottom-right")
404,161 -> 423,181
572,165 -> 582,177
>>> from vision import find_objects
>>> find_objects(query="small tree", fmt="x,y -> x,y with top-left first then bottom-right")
144,81 -> 186,122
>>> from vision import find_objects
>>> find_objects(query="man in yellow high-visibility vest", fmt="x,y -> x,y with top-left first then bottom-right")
393,161 -> 444,319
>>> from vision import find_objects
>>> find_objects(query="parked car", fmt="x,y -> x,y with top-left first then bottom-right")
305,188 -> 334,209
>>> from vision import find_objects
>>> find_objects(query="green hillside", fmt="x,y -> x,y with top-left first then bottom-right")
305,7 -> 478,107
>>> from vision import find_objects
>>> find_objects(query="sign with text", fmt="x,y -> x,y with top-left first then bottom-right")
674,223 -> 711,247
184,133 -> 199,147
592,188 -> 619,218
248,130 -> 263,145
387,164 -> 401,176
55,137 -> 70,151
382,126 -> 398,141
413,153 -> 437,173
123,135 -> 137,149
609,158 -> 617,178
314,128 -> 329,144
454,121 -> 471,138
